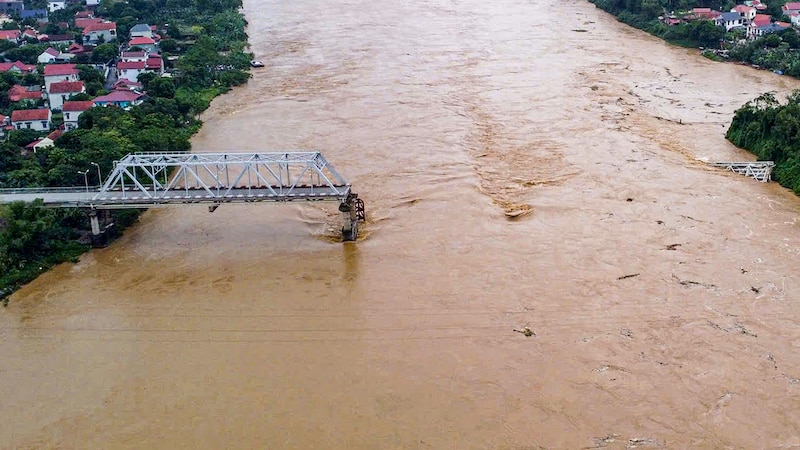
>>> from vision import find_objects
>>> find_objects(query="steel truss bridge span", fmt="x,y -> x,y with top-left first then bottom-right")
0,152 -> 366,242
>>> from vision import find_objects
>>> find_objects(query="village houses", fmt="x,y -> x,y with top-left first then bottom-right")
43,64 -> 79,91
11,109 -> 51,132
48,80 -> 85,111
82,21 -> 116,44
62,101 -> 94,131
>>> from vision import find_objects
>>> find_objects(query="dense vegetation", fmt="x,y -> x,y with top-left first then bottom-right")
588,0 -> 800,53
0,0 -> 253,304
589,0 -> 726,48
727,92 -> 800,194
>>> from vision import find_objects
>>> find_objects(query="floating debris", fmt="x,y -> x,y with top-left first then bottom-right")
513,327 -> 535,337
617,273 -> 640,280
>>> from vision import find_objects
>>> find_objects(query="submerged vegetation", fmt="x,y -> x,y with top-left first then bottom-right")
0,0 -> 253,303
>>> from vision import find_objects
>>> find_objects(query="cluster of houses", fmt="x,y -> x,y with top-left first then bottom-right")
663,1 -> 800,38
0,4 -> 166,151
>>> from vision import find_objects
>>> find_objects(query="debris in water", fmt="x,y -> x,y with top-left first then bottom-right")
620,328 -> 633,338
513,327 -> 535,337
672,274 -> 715,288
592,434 -> 619,448
768,353 -> 778,370
627,437 -> 662,448
617,273 -> 640,280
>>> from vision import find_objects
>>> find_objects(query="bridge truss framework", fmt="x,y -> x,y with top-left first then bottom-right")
0,152 -> 366,242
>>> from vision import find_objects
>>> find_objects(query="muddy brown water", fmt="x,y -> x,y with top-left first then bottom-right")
4,0 -> 800,448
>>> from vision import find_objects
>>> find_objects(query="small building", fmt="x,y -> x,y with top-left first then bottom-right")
38,47 -> 60,64
0,0 -> 23,15
11,109 -> 51,131
48,80 -> 85,110
62,100 -> 93,130
145,55 -> 164,74
129,23 -> 153,39
0,60 -> 37,74
83,21 -> 116,44
21,9 -> 48,22
755,22 -> 790,37
21,28 -> 37,41
75,17 -> 103,29
48,0 -> 65,12
717,12 -> 744,31
45,33 -> 76,45
0,29 -> 20,42
43,63 -> 78,91
8,84 -> 42,102
733,5 -> 757,24
782,2 -> 800,14
128,36 -> 158,53
116,60 -> 145,81
93,90 -> 144,109
120,50 -> 147,62
112,78 -> 142,91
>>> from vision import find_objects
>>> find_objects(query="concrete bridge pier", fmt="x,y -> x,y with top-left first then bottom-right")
89,209 -> 109,248
340,193 -> 365,242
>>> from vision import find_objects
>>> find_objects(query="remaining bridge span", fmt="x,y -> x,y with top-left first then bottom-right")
0,152 -> 366,242
709,161 -> 775,183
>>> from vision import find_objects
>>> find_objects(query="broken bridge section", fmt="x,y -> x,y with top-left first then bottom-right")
0,151 -> 366,242
709,161 -> 775,183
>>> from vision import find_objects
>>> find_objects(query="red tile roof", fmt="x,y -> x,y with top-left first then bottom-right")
46,34 -> 75,42
83,21 -> 116,33
49,80 -> 84,94
62,100 -> 94,111
47,129 -> 63,140
754,14 -> 771,26
8,84 -> 42,101
43,47 -> 59,56
68,43 -> 85,54
129,36 -> 155,45
75,10 -> 92,18
11,109 -> 50,122
0,61 -> 37,73
118,61 -> 145,70
783,2 -> 800,10
44,63 -> 77,76
75,18 -> 103,29
0,30 -> 20,40
146,56 -> 162,69
120,51 -> 146,59
733,5 -> 755,12
94,90 -> 143,103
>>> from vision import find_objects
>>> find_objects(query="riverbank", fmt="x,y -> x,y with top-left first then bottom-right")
586,0 -> 800,196
0,2 -> 253,305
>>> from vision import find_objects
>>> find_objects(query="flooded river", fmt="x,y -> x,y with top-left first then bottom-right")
4,0 -> 800,447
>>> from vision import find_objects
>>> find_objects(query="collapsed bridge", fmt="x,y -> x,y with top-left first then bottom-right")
0,151 -> 366,243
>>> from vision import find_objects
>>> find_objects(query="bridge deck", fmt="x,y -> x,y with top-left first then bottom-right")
0,185 -> 350,208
